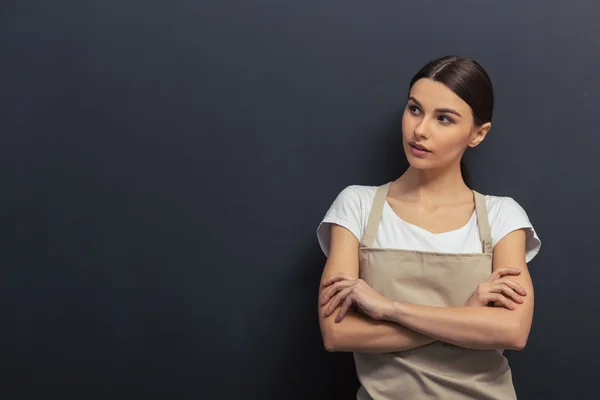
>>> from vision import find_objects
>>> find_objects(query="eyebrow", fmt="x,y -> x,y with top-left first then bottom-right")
408,96 -> 462,118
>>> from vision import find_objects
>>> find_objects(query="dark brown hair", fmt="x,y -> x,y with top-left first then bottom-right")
408,56 -> 494,188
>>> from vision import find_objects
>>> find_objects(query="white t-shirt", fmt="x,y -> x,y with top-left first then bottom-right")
316,184 -> 541,264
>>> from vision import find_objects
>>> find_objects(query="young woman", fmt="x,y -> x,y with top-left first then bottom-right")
316,56 -> 541,399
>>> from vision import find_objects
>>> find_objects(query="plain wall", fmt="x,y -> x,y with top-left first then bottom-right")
2,0 -> 599,398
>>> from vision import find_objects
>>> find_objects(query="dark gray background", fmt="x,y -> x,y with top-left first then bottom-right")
2,0 -> 598,399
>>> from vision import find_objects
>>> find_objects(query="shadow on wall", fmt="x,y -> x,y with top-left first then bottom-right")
361,109 -> 410,185
265,111 -> 410,399
270,243 -> 360,400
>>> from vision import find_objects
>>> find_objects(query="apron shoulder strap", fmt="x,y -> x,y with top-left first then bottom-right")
473,190 -> 493,254
362,182 -> 392,248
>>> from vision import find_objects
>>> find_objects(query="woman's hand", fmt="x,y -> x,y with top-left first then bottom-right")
466,267 -> 528,310
320,274 -> 394,322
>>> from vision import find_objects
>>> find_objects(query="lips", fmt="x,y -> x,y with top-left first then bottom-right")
410,142 -> 431,152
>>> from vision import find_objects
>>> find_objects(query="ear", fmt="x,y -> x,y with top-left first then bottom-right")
468,122 -> 491,148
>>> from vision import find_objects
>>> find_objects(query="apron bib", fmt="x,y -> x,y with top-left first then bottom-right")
355,182 -> 516,400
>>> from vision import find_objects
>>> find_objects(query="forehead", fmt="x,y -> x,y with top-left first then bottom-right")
409,78 -> 469,111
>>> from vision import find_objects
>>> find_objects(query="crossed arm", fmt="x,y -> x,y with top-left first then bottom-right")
317,224 -> 534,353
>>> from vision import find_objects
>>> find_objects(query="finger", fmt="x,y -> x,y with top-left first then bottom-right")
323,286 -> 354,318
320,273 -> 350,287
324,286 -> 353,318
491,267 -> 521,280
320,280 -> 355,306
321,273 -> 354,287
490,267 -> 521,281
336,293 -> 355,322
487,293 -> 516,310
489,284 -> 524,303
493,278 -> 527,296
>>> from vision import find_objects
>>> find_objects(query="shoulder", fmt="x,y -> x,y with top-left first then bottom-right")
316,183 -> 380,257
327,184 -> 379,213
484,195 -> 526,220
482,193 -> 542,264
337,184 -> 379,200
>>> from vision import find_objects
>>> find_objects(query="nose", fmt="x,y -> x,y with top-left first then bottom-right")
414,118 -> 430,140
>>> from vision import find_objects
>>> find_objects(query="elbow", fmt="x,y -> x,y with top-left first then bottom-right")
321,320 -> 342,352
504,322 -> 529,351
508,334 -> 528,351
322,326 -> 339,352
323,335 -> 338,352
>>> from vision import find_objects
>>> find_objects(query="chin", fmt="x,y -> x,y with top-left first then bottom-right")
406,158 -> 428,169
405,154 -> 442,173
404,150 -> 428,166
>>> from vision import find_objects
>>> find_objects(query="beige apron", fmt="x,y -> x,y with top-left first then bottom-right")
355,182 -> 516,400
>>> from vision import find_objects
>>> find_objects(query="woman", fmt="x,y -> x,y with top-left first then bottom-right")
316,56 -> 541,399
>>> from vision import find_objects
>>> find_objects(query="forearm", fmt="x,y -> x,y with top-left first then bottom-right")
320,308 -> 435,353
386,302 -> 524,350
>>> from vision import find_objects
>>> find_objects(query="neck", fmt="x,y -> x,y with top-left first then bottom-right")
395,163 -> 470,205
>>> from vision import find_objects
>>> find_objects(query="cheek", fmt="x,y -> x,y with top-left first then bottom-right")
401,113 -> 414,137
438,129 -> 471,154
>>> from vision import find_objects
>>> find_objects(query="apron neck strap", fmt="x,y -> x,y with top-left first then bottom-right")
361,182 -> 392,248
473,190 -> 493,254
362,183 -> 493,254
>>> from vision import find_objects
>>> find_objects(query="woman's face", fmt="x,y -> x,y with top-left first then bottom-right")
401,78 -> 490,170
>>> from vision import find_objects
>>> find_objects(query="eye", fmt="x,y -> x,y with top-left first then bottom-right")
438,115 -> 453,124
408,105 -> 421,115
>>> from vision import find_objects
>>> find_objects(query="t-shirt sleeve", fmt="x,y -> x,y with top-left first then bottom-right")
316,185 -> 364,257
490,197 -> 541,264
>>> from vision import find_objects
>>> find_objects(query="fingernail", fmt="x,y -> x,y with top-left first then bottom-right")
510,304 -> 516,310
